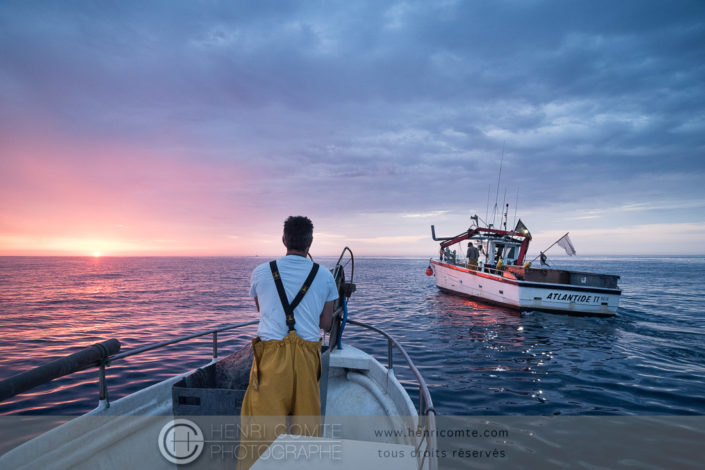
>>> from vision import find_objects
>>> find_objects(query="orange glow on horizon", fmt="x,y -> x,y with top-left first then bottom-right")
92,251 -> 101,257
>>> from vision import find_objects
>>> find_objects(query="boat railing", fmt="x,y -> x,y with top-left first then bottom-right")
112,318 -> 438,469
347,319 -> 438,470
437,257 -> 507,277
0,319 -> 435,415
100,320 -> 260,405
0,318 -> 437,469
0,320 -> 260,407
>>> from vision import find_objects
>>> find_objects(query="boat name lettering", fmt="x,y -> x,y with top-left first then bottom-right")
545,293 -> 594,303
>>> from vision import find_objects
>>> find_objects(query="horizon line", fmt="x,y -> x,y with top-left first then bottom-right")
1,253 -> 703,258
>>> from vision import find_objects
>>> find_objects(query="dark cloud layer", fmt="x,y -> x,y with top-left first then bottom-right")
1,0 -> 704,252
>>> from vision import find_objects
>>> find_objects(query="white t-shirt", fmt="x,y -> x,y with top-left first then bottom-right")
250,255 -> 338,342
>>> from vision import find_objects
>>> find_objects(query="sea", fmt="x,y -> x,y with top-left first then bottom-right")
1,255 -> 704,417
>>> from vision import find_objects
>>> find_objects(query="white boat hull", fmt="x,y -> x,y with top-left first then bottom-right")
431,261 -> 620,316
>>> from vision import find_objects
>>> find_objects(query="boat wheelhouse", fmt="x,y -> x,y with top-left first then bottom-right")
429,216 -> 621,316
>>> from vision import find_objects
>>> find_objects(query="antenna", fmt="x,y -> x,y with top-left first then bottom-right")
513,188 -> 519,229
502,189 -> 508,230
485,184 -> 491,227
492,143 -> 505,227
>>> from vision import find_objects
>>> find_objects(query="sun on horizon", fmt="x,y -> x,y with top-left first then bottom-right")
92,251 -> 101,257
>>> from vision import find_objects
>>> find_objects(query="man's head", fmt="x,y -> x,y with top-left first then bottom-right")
283,216 -> 314,252
468,242 -> 474,247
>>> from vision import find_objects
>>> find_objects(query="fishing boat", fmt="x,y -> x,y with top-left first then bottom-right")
428,213 -> 621,316
0,248 -> 437,470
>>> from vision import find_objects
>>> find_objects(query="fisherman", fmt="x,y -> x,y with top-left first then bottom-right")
494,244 -> 504,264
239,216 -> 338,469
466,242 -> 479,269
443,246 -> 457,263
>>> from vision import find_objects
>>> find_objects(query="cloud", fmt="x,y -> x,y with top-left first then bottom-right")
531,222 -> 705,255
1,1 -> 704,254
401,210 -> 451,219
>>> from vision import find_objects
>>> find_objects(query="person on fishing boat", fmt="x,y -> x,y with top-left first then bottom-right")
466,242 -> 479,269
239,216 -> 338,468
442,246 -> 451,262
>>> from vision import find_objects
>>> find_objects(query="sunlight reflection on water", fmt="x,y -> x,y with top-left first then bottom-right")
0,255 -> 704,416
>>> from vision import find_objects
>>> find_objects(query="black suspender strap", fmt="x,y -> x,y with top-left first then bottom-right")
269,261 -> 320,332
269,261 -> 292,328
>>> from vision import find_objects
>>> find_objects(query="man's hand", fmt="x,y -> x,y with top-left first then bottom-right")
319,300 -> 335,332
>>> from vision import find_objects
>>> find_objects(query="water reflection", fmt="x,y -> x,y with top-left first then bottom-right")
421,283 -> 629,414
1,256 -> 704,416
431,292 -> 525,347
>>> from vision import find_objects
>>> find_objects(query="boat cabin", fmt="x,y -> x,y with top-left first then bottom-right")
434,222 -> 530,269
482,238 -> 524,266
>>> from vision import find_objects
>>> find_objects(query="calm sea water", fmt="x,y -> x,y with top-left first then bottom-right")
0,255 -> 704,416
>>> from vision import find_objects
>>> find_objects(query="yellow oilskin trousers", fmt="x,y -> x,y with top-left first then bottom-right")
238,331 -> 321,469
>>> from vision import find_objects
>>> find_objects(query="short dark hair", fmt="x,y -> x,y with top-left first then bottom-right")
283,216 -> 314,251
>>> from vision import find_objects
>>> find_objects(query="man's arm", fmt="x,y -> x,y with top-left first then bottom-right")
254,297 -> 260,312
319,300 -> 335,332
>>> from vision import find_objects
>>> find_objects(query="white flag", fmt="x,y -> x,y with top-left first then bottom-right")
557,233 -> 576,256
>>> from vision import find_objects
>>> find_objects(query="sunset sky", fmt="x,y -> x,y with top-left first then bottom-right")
1,1 -> 704,257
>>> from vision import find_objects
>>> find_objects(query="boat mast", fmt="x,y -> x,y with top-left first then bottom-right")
485,184 -> 491,229
491,144 -> 504,228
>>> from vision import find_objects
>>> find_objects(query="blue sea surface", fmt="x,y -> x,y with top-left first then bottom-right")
0,255 -> 703,416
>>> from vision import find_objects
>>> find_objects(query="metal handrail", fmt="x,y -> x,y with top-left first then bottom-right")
0,320 -> 260,406
346,319 -> 438,470
346,319 -> 435,415
108,320 -> 258,363
99,317 -> 440,418
2,317 -> 438,468
435,258 -> 507,277
97,320 -> 259,405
